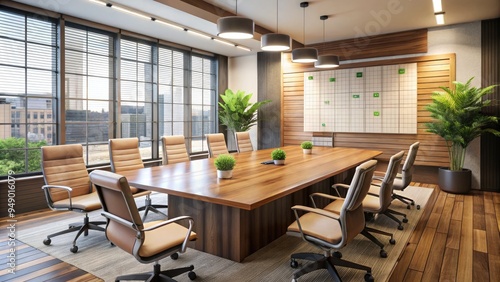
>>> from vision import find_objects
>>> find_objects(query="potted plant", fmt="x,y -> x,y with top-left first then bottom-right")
218,89 -> 271,149
425,78 -> 499,193
271,148 -> 286,165
214,154 -> 236,179
301,141 -> 313,154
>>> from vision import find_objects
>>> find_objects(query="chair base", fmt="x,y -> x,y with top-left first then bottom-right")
393,193 -> 420,210
43,213 -> 106,253
290,252 -> 373,282
116,262 -> 195,282
361,227 -> 395,258
138,195 -> 168,221
384,208 -> 408,230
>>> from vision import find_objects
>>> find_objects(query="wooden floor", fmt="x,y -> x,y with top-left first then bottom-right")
1,183 -> 499,281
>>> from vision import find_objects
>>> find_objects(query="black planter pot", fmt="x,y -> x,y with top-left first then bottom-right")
438,167 -> 471,194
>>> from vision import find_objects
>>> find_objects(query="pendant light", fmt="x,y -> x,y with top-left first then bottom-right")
315,15 -> 340,68
292,2 -> 318,63
217,0 -> 254,39
261,0 -> 291,51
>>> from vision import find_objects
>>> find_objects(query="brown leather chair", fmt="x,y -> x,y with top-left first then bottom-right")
89,170 -> 197,282
234,131 -> 253,153
205,133 -> 229,157
109,138 -> 167,219
41,144 -> 105,253
286,160 -> 377,281
161,135 -> 190,165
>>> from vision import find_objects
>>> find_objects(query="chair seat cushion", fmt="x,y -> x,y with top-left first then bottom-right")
362,194 -> 382,212
323,199 -> 344,214
53,191 -> 102,211
139,221 -> 197,257
287,212 -> 342,244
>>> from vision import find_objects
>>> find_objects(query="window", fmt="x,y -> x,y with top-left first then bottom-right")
0,8 -> 58,176
65,24 -> 115,165
119,38 -> 154,159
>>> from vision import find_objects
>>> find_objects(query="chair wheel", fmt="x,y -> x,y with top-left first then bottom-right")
333,251 -> 342,259
43,238 -> 51,245
380,250 -> 387,258
290,259 -> 299,268
403,218 -> 408,223
364,273 -> 374,282
389,238 -> 396,245
407,205 -> 411,209
417,205 -> 421,210
170,253 -> 179,260
398,225 -> 404,230
188,271 -> 196,280
70,245 -> 78,253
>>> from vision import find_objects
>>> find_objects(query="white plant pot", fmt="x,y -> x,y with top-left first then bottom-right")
217,169 -> 233,179
303,149 -> 312,154
274,159 -> 285,165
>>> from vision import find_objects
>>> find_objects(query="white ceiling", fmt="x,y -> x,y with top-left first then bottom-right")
15,0 -> 500,57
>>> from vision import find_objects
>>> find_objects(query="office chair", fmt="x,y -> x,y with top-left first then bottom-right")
205,133 -> 229,157
109,138 -> 167,219
286,160 -> 377,282
384,142 -> 420,209
330,151 -> 407,230
41,144 -> 105,253
161,135 -> 190,165
234,131 -> 253,153
89,170 -> 197,282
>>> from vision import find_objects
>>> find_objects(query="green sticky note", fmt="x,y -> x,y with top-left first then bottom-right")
373,111 -> 380,116
329,77 -> 336,82
308,76 -> 314,80
398,68 -> 405,74
356,72 -> 363,78
353,94 -> 360,99
321,123 -> 326,127
373,92 -> 380,98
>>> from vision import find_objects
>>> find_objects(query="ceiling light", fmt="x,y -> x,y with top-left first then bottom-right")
435,12 -> 445,25
315,15 -> 340,69
261,0 -> 291,51
217,0 -> 254,39
432,0 -> 443,13
292,2 -> 318,63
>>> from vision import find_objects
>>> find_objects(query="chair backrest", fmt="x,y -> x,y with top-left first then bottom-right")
206,133 -> 228,157
89,170 -> 144,257
378,151 -> 405,209
109,138 -> 144,173
161,135 -> 190,165
339,160 -> 377,243
41,144 -> 91,202
399,142 -> 420,188
235,131 -> 253,153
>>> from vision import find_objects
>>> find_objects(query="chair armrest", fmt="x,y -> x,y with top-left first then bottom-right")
331,183 -> 349,197
41,185 -> 73,209
309,192 -> 345,208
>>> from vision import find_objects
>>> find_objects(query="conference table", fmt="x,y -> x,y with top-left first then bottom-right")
121,146 -> 382,262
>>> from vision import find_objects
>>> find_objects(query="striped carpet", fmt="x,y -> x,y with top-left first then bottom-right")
11,186 -> 432,282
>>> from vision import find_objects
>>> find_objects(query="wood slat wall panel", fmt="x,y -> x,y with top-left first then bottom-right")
282,50 -> 455,167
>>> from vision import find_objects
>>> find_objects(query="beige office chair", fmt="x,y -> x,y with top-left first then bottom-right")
287,160 -> 377,282
109,138 -> 167,219
234,131 -> 253,153
41,144 -> 105,253
206,133 -> 229,157
389,142 -> 420,209
329,151 -> 407,230
89,170 -> 197,282
161,135 -> 190,165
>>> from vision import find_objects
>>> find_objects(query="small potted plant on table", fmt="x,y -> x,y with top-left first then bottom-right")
214,154 -> 236,179
301,141 -> 313,154
271,148 -> 286,165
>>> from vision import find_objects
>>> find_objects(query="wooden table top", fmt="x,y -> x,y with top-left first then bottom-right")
121,146 -> 382,210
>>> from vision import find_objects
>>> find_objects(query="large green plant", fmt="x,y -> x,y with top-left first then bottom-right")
425,78 -> 499,171
218,89 -> 271,132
